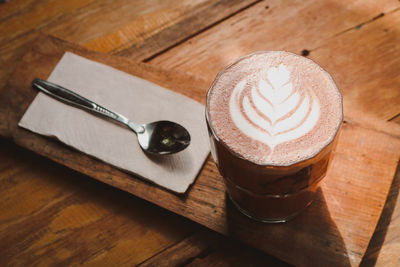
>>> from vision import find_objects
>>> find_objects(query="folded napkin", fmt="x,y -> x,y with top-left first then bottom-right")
19,52 -> 210,193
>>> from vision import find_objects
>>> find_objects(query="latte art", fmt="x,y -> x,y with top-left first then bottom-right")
229,64 -> 320,150
207,51 -> 342,165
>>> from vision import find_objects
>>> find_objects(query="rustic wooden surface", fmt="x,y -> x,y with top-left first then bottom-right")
0,0 -> 399,266
149,0 -> 400,121
0,0 -> 257,91
1,33 -> 400,267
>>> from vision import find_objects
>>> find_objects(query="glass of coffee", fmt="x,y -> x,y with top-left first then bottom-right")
206,51 -> 342,223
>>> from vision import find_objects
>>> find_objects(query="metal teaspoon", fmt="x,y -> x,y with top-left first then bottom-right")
32,78 -> 191,155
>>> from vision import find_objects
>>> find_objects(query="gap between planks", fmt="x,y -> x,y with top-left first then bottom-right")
141,0 -> 263,62
140,2 -> 400,63
136,229 -> 212,267
389,113 -> 400,124
304,7 -> 400,55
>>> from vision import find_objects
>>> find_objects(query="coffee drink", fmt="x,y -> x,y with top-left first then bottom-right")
206,51 -> 342,222
207,51 -> 341,166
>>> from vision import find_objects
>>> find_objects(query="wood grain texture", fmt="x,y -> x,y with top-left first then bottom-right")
0,138 -> 196,266
374,191 -> 400,267
149,0 -> 400,121
138,229 -> 290,267
138,230 -> 212,267
362,105 -> 400,266
0,0 -> 256,95
1,34 -> 399,266
392,115 -> 400,125
361,164 -> 400,266
310,10 -> 400,121
94,0 -> 259,59
1,0 -> 400,265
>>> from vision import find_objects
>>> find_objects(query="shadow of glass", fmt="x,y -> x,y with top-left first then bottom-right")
225,188 -> 351,266
360,162 -> 400,266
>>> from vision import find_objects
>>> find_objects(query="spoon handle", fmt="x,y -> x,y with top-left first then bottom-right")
32,78 -> 143,133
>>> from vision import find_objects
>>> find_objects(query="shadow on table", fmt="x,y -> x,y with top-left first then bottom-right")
225,188 -> 351,266
360,162 -> 400,266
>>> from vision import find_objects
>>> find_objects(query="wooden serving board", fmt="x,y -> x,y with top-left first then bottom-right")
1,34 -> 400,266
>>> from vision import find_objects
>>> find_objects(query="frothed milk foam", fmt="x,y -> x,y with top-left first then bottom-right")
207,51 -> 342,165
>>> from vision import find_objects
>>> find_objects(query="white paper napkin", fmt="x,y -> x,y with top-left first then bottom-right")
18,52 -> 210,193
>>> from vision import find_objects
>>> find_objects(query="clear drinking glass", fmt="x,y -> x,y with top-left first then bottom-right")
205,53 -> 342,223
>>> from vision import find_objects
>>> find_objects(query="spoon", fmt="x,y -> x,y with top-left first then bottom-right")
32,78 -> 191,155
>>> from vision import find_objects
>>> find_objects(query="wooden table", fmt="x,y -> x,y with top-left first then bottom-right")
1,0 -> 399,266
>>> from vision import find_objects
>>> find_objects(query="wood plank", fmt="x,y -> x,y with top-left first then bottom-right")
392,114 -> 400,125
0,0 -> 48,19
0,137 -> 196,266
362,108 -> 400,266
361,164 -> 400,266
0,0 -> 256,96
0,0 -> 96,87
149,0 -> 400,121
374,191 -> 400,267
138,229 -> 289,267
138,230 -> 213,267
310,11 -> 400,121
1,34 -> 399,266
113,0 -> 260,60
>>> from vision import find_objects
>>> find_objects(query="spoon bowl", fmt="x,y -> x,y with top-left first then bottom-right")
137,120 -> 190,155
